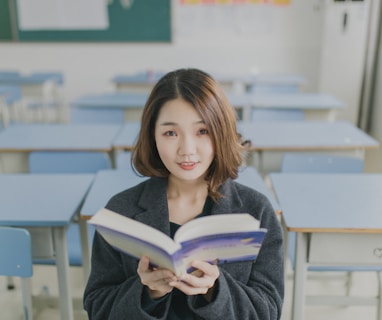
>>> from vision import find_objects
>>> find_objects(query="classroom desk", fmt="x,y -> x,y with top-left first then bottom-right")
0,73 -> 64,122
238,121 -> 379,173
0,173 -> 94,320
112,121 -> 379,173
0,124 -> 121,173
112,122 -> 141,152
79,167 -> 279,278
71,92 -> 149,121
227,92 -> 345,122
0,73 -> 60,97
269,173 -> 382,320
214,73 -> 306,95
112,71 -> 165,93
0,85 -> 22,126
81,167 -> 279,219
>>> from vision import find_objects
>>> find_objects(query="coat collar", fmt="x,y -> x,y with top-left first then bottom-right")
133,177 -> 244,235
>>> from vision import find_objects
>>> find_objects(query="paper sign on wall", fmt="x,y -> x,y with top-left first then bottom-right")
17,0 -> 109,30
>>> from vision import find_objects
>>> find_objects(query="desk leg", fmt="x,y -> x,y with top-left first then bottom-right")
292,232 -> 308,320
79,218 -> 91,282
53,227 -> 74,320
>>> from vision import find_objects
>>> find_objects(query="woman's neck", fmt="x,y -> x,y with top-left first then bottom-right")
167,176 -> 209,224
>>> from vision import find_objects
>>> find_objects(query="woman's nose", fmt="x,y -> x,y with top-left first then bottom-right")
178,135 -> 196,156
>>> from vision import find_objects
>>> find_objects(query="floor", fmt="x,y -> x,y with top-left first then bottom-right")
1,147 -> 381,320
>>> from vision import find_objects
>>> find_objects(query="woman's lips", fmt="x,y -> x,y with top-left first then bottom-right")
178,162 -> 198,170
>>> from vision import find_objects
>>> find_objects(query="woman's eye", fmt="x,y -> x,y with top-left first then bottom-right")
198,129 -> 209,135
164,131 -> 177,137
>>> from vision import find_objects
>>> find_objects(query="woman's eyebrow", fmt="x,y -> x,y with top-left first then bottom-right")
158,121 -> 177,126
158,119 -> 205,126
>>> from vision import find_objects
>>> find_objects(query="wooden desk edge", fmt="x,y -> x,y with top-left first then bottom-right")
249,145 -> 380,152
285,227 -> 382,234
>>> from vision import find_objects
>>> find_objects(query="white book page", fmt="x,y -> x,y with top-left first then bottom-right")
174,213 -> 260,243
89,208 -> 180,255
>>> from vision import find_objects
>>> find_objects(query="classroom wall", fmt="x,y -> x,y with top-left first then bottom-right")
370,25 -> 382,142
0,0 -> 324,104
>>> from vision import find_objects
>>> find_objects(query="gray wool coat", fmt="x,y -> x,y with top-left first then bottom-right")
84,177 -> 284,320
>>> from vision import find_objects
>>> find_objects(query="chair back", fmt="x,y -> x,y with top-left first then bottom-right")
0,227 -> 32,277
0,227 -> 33,319
29,151 -> 112,174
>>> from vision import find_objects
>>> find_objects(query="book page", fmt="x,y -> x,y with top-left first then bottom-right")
89,208 -> 181,255
174,213 -> 260,243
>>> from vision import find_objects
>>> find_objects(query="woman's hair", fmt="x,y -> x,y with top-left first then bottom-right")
133,68 -> 245,201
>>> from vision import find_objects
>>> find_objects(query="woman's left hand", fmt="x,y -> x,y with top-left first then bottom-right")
169,260 -> 219,301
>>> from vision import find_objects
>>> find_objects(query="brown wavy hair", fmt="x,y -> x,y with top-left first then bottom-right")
133,68 -> 245,201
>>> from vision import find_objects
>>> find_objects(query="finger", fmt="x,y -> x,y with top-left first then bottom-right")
191,260 -> 220,278
137,256 -> 151,274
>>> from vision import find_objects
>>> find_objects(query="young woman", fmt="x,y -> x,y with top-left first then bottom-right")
84,68 -> 284,319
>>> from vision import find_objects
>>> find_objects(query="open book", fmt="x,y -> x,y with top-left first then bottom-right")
89,208 -> 267,275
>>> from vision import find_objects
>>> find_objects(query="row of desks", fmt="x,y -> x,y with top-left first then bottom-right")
71,91 -> 344,122
111,71 -> 307,94
2,169 -> 382,319
0,166 -> 277,320
0,121 -> 378,173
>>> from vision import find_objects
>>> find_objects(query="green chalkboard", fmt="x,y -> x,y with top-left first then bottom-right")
2,0 -> 171,42
0,0 -> 13,40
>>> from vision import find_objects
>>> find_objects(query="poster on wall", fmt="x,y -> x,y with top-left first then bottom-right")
176,0 -> 291,36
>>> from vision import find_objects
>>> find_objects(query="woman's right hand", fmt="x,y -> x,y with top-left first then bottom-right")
137,256 -> 177,299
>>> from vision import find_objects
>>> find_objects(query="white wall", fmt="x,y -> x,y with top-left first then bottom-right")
0,0 -> 324,104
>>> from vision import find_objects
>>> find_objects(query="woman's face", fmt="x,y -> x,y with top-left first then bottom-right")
154,98 -> 215,183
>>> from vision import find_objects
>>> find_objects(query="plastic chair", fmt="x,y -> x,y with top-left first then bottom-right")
28,151 -> 112,266
251,109 -> 304,122
29,151 -> 112,174
0,227 -> 33,319
70,108 -> 125,124
115,151 -> 132,170
280,153 -> 382,316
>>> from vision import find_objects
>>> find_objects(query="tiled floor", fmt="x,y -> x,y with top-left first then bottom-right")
1,146 -> 381,320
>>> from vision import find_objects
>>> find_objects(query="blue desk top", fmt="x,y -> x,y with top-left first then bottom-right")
269,173 -> 382,232
0,174 -> 94,226
81,167 -> 279,218
228,93 -> 344,110
80,169 -> 148,217
238,121 -> 379,150
71,92 -> 149,109
0,124 -> 121,151
112,71 -> 165,84
0,73 -> 62,85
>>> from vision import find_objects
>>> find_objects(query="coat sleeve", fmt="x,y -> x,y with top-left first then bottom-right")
83,231 -> 172,320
